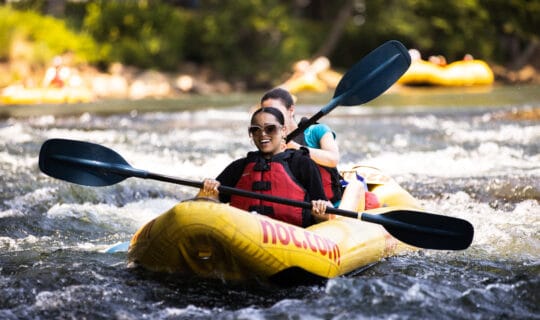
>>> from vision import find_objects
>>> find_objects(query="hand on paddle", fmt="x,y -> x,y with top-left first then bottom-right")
311,200 -> 335,222
199,179 -> 220,199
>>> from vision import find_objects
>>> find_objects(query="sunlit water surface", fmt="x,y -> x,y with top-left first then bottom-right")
1,85 -> 539,319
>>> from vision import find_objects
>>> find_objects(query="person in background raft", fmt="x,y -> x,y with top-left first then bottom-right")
408,48 -> 422,62
43,56 -> 71,88
428,54 -> 447,66
259,88 -> 380,212
198,107 -> 333,227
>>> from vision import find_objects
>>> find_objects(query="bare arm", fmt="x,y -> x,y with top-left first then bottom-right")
288,131 -> 339,167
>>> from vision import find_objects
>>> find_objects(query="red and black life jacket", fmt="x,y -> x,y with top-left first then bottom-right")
292,128 -> 343,204
230,151 -> 311,227
317,165 -> 342,204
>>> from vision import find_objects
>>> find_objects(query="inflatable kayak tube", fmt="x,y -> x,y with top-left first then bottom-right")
127,166 -> 422,284
398,59 -> 494,86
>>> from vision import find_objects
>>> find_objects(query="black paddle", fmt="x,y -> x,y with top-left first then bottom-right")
286,40 -> 411,142
39,139 -> 474,251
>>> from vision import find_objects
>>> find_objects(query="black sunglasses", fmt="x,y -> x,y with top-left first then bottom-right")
248,124 -> 281,136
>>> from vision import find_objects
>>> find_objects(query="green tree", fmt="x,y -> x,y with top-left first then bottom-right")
1,0 -> 539,87
333,0 -> 494,66
481,0 -> 540,68
0,6 -> 97,65
83,0 -> 192,70
332,0 -> 538,68
190,0 -> 314,86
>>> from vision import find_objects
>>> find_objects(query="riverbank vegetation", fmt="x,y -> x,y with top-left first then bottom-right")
1,0 -> 539,91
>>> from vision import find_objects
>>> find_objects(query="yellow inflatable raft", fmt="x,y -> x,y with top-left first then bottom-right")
279,57 -> 343,94
127,166 -> 422,283
398,59 -> 494,86
1,86 -> 94,105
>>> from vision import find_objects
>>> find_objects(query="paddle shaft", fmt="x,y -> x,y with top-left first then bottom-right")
51,154 -> 357,216
286,108 -> 327,143
42,140 -> 474,250
51,154 -> 461,238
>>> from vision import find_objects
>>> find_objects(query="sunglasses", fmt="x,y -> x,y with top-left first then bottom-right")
248,124 -> 282,136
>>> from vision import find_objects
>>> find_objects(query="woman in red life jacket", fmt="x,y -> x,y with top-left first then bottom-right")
260,88 -> 342,205
259,88 -> 380,212
198,107 -> 331,227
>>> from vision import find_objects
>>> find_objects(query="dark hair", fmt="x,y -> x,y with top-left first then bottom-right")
260,88 -> 294,109
251,107 -> 285,125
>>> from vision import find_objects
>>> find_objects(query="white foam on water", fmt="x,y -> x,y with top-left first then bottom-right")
347,144 -> 536,178
151,305 -> 216,319
28,115 -> 57,126
31,109 -> 251,184
341,113 -> 540,178
0,150 -> 37,170
128,151 -> 239,181
0,209 -> 24,219
42,197 -> 179,252
42,128 -> 122,145
194,108 -> 250,121
33,285 -> 125,311
423,193 -> 539,261
451,122 -> 540,145
46,197 -> 177,232
0,123 -> 34,144
0,235 -> 51,252
4,187 -> 58,213
138,108 -> 249,122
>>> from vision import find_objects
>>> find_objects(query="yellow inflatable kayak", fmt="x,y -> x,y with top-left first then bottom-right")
38,139 -> 473,284
1,86 -> 94,105
398,59 -> 494,86
127,166 -> 423,283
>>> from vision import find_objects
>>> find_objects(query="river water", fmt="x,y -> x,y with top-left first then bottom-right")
1,85 -> 539,319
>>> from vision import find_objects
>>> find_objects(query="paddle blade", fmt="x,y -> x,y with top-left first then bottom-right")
286,40 -> 411,142
333,40 -> 410,107
105,241 -> 130,253
361,210 -> 474,250
39,138 -> 131,187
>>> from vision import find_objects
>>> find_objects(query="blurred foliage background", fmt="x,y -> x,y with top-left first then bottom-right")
0,0 -> 538,88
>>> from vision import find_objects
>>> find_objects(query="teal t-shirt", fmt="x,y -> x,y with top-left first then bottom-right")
303,123 -> 336,148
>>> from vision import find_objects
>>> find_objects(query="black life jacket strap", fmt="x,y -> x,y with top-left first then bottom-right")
248,205 -> 274,216
252,181 -> 271,191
